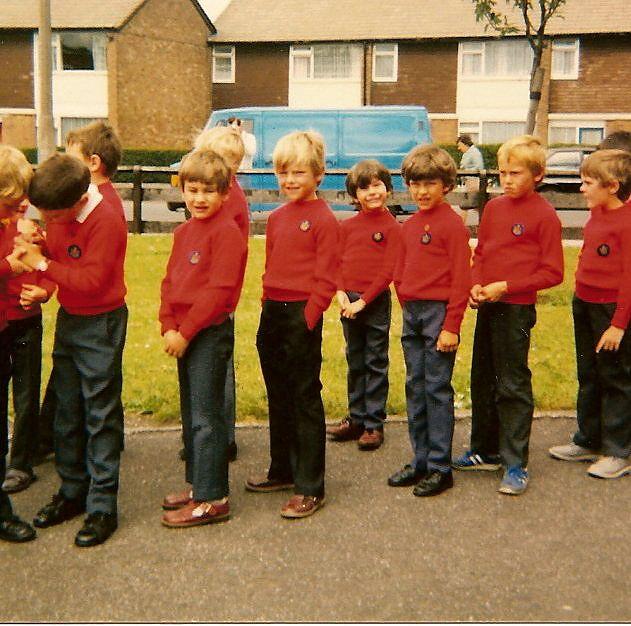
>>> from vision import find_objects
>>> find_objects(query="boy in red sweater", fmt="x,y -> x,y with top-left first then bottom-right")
387,145 -> 471,497
160,150 -> 247,527
0,144 -> 37,542
246,131 -> 339,518
327,160 -> 401,451
549,150 -> 631,479
18,153 -> 128,546
453,135 -> 563,495
1,200 -> 55,494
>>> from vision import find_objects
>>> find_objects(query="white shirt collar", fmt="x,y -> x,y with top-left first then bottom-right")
76,184 -> 103,223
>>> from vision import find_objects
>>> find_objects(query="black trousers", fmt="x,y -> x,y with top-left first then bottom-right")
573,296 -> 631,457
0,327 -> 14,519
470,302 -> 536,468
7,315 -> 42,473
256,300 -> 325,498
53,305 -> 127,516
340,290 -> 390,430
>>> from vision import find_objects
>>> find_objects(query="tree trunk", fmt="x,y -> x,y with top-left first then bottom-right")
525,64 -> 544,135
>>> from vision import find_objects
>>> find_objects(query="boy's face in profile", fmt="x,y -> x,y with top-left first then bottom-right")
498,157 -> 542,199
355,177 -> 388,213
0,195 -> 26,220
276,163 -> 322,203
580,175 -> 621,210
182,179 -> 228,220
407,178 -> 449,211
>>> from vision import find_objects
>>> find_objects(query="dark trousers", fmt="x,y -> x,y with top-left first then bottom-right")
402,300 -> 456,474
0,328 -> 13,519
341,290 -> 390,430
256,300 -> 325,498
573,296 -> 631,457
179,319 -> 233,501
37,373 -> 56,454
7,315 -> 42,473
470,302 -> 536,468
53,305 -> 127,516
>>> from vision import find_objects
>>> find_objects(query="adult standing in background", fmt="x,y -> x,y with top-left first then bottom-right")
457,134 -> 485,193
228,117 -> 257,170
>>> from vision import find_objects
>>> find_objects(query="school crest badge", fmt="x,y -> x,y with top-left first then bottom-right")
597,243 -> 610,257
511,223 -> 525,236
67,244 -> 82,259
372,231 -> 384,242
299,220 -> 311,232
189,251 -> 201,264
421,232 -> 432,245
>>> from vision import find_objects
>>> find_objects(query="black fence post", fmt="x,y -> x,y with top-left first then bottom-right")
132,165 -> 144,234
477,170 -> 489,220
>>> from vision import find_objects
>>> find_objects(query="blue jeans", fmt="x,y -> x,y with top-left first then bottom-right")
401,300 -> 456,474
179,319 -> 234,501
341,290 -> 390,430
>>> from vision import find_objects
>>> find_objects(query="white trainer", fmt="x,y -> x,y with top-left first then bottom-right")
549,442 -> 598,462
587,456 -> 631,479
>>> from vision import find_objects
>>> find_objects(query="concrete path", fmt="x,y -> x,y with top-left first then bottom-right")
2,417 -> 630,622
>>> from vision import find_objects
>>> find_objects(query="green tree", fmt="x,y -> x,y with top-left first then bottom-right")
471,0 -> 567,135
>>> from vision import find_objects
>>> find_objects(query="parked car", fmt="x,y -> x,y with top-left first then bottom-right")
168,105 -> 432,213
539,146 -> 596,192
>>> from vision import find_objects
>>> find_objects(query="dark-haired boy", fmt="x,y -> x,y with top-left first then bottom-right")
327,159 -> 401,451
18,153 -> 128,547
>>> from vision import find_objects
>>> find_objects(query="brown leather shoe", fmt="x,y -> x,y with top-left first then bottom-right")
245,474 -> 294,492
326,417 -> 364,441
280,495 -> 325,519
357,428 -> 384,451
162,489 -> 192,510
161,500 -> 230,528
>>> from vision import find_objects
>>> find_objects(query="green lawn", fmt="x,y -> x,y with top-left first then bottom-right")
39,236 -> 580,423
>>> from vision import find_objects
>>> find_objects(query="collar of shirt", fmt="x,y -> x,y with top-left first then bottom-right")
76,184 -> 103,224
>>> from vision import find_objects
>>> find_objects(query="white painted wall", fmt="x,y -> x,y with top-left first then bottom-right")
456,78 -> 530,123
51,71 -> 108,118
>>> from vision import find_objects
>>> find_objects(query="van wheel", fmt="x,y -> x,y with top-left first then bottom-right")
167,201 -> 185,212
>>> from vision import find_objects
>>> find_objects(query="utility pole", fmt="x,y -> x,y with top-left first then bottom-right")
37,0 -> 55,162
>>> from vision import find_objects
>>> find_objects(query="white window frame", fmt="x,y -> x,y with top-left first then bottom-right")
51,32 -> 107,73
212,45 -> 235,83
372,43 -> 398,82
551,38 -> 579,80
548,121 -> 604,145
459,39 -> 533,80
290,45 -> 313,80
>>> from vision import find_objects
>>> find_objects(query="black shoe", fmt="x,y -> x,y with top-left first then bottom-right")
75,512 -> 118,548
33,494 -> 86,528
228,441 -> 238,463
413,470 -> 454,497
2,469 -> 37,494
0,515 -> 37,543
388,464 -> 423,487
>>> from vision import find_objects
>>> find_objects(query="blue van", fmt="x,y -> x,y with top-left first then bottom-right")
187,106 -> 431,212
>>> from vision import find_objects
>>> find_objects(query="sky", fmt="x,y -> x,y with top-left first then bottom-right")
198,0 -> 232,20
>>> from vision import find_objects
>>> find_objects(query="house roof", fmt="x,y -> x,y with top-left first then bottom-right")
211,0 -> 630,42
0,0 -> 215,32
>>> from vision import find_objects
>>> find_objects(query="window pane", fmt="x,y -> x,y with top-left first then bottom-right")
549,127 -> 576,144
486,40 -> 532,76
579,128 -> 603,145
60,33 -> 95,70
314,44 -> 351,79
292,55 -> 311,79
462,53 -> 482,75
374,54 -> 394,79
375,43 -> 396,54
214,56 -> 232,80
92,34 -> 106,71
482,121 -> 526,143
62,117 -> 106,143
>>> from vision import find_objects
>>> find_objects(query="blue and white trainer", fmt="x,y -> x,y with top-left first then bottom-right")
452,450 -> 502,471
498,466 -> 529,495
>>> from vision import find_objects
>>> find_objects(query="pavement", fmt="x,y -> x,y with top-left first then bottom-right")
2,416 -> 630,623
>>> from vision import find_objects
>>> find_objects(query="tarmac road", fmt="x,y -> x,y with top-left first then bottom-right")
2,416 -> 630,622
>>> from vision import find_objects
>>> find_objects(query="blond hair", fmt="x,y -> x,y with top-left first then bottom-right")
0,144 -> 33,200
272,131 -> 325,176
401,144 -> 457,190
194,127 -> 244,174
178,149 -> 232,194
497,135 -> 546,176
581,149 -> 631,201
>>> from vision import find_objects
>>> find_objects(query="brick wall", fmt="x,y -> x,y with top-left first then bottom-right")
109,0 -> 212,149
550,34 -> 631,114
212,43 -> 289,110
370,41 -> 458,113
0,31 -> 34,108
0,114 -> 36,148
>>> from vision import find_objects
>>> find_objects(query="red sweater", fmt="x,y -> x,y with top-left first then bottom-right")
42,196 -> 127,315
393,202 -> 472,334
575,203 -> 631,329
225,177 -> 250,242
337,209 -> 401,304
159,212 -> 247,341
472,192 -> 563,304
263,198 -> 339,329
98,181 -> 126,223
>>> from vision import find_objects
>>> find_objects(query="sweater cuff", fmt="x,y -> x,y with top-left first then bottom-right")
304,300 -> 321,331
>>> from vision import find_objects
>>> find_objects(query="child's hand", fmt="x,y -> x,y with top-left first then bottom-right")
437,329 -> 459,352
13,241 -> 45,270
342,297 -> 366,319
469,284 -> 483,309
19,284 -> 49,310
163,330 -> 189,358
596,326 -> 625,353
336,290 -> 351,311
478,281 -> 508,303
5,249 -> 31,275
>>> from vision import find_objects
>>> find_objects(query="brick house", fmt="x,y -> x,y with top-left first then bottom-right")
209,0 -> 631,145
0,0 -> 215,149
